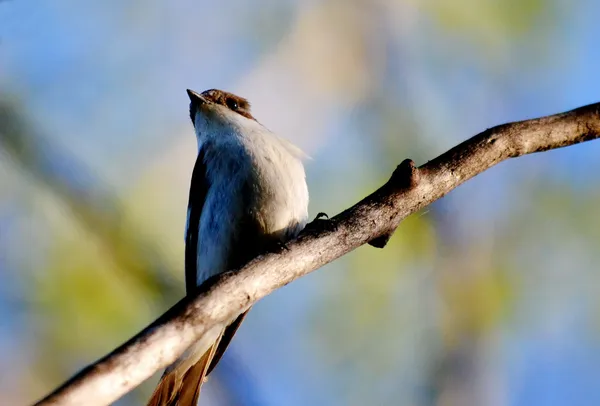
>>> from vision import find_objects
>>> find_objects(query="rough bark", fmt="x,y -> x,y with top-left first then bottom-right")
34,102 -> 600,406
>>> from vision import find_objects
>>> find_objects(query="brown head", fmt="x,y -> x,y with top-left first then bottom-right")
187,88 -> 255,125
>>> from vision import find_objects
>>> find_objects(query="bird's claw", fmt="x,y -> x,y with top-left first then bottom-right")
304,212 -> 336,233
270,240 -> 290,253
314,212 -> 329,220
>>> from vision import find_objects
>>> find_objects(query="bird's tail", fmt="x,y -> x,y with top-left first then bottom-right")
147,328 -> 224,406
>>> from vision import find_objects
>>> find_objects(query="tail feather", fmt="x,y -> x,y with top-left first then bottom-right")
146,368 -> 178,406
147,330 -> 224,406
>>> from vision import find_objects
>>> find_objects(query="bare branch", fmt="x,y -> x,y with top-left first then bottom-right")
33,102 -> 600,406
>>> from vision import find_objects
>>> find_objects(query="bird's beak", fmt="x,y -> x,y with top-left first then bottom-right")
187,89 -> 206,104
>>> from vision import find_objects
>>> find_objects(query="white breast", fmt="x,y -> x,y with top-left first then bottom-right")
194,120 -> 309,285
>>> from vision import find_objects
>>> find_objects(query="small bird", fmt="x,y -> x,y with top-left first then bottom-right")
147,89 -> 309,406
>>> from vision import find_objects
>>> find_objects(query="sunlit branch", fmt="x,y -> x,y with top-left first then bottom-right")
33,102 -> 600,406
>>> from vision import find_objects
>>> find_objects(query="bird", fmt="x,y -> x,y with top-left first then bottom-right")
147,88 -> 309,406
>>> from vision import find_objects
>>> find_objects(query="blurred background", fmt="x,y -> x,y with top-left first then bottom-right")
1,0 -> 600,405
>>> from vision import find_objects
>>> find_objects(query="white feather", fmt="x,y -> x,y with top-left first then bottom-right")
192,103 -> 309,285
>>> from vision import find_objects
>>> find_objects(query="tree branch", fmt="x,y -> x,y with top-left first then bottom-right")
33,102 -> 600,406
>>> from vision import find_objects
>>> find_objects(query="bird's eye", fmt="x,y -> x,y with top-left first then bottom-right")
226,98 -> 239,111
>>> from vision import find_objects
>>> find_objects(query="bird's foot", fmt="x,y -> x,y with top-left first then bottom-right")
268,239 -> 290,253
304,212 -> 337,234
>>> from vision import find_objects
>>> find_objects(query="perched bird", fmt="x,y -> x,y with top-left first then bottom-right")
147,89 -> 309,406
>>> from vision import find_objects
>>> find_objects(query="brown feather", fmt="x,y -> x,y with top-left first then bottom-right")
146,329 -> 224,406
146,368 -> 178,406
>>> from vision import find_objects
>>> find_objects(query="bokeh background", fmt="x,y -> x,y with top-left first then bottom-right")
1,0 -> 600,405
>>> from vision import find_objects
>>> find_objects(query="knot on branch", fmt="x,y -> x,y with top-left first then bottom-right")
389,159 -> 420,190
367,159 -> 420,249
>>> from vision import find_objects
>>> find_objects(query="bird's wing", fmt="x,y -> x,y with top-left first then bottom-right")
207,309 -> 250,374
185,147 -> 209,294
183,148 -> 255,380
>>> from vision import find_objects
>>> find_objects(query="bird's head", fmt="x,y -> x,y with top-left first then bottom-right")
187,88 -> 255,130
